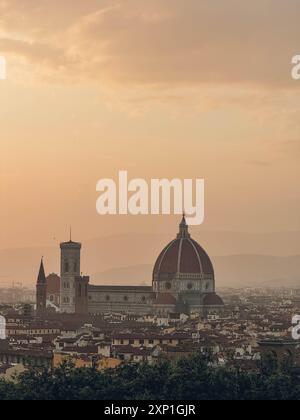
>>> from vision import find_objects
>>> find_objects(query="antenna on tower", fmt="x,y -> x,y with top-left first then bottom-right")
70,226 -> 72,242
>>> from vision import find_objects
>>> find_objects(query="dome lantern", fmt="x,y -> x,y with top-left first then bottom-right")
177,214 -> 191,239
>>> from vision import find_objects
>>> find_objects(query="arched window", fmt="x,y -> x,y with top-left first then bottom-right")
65,262 -> 69,273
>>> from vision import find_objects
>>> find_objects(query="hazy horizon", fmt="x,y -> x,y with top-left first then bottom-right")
1,228 -> 299,288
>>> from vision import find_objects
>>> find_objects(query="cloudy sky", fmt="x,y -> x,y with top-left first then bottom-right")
0,0 -> 299,249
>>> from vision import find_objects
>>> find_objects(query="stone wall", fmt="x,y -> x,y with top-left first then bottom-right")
88,285 -> 154,315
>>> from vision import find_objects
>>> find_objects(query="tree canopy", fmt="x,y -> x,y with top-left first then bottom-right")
0,353 -> 299,400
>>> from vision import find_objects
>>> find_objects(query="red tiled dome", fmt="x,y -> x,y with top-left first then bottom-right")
203,293 -> 224,306
153,217 -> 214,278
46,274 -> 60,294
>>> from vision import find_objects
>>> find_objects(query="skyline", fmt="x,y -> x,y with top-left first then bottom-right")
0,0 -> 300,251
1,224 -> 300,288
1,2 -> 300,403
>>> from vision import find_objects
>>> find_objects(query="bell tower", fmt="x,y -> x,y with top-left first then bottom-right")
60,234 -> 81,313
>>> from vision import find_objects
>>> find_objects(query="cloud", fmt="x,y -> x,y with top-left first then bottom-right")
279,139 -> 300,158
0,0 -> 300,89
0,38 -> 65,65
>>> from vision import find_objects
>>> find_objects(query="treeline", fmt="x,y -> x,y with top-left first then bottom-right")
0,353 -> 299,400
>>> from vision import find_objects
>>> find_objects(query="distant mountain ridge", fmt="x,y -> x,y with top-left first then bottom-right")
91,255 -> 300,289
0,230 -> 299,288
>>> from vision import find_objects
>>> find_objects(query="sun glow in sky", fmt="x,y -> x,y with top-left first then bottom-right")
0,0 -> 300,249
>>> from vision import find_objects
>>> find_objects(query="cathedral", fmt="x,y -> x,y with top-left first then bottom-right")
36,217 -> 224,316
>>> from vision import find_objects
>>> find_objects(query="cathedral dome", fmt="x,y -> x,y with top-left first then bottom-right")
154,293 -> 177,305
203,293 -> 224,306
153,216 -> 214,280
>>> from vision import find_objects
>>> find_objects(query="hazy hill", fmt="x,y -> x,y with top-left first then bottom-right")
91,255 -> 300,289
0,231 -> 299,288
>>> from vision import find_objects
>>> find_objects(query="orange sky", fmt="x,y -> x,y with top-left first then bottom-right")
0,0 -> 300,250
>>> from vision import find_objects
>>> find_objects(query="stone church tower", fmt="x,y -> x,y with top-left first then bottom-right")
75,275 -> 89,314
60,238 -> 81,313
36,258 -> 47,316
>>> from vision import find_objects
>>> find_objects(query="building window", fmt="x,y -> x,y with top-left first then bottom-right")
142,296 -> 146,303
165,282 -> 172,290
74,262 -> 77,272
124,296 -> 128,302
187,283 -> 193,290
106,296 -> 110,302
65,262 -> 69,273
